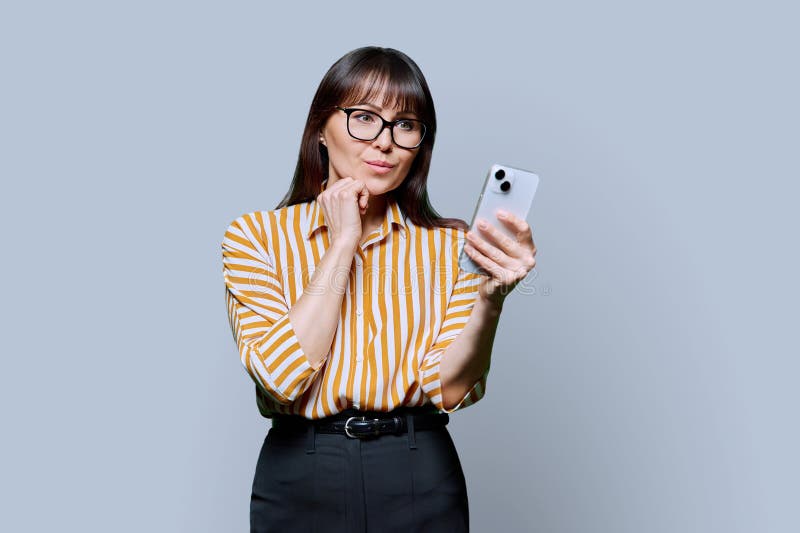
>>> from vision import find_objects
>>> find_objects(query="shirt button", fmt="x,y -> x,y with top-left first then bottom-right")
356,355 -> 364,362
354,402 -> 360,409
356,309 -> 362,316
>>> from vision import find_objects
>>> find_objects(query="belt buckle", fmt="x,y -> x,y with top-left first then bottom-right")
344,416 -> 381,439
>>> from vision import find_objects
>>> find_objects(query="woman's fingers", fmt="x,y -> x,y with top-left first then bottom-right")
318,177 -> 367,247
466,211 -> 538,292
477,211 -> 537,265
354,180 -> 369,214
497,210 -> 536,254
494,212 -> 537,271
466,229 -> 514,269
463,242 -> 507,280
482,222 -> 521,255
333,177 -> 369,212
471,215 -> 527,260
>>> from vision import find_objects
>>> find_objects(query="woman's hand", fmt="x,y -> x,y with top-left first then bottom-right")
317,177 -> 370,249
462,209 -> 537,307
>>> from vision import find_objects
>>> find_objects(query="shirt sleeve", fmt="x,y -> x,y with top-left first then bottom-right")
222,213 -> 323,405
419,266 -> 489,414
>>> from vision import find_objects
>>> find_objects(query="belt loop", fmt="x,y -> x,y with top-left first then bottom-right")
406,413 -> 417,450
305,422 -> 316,454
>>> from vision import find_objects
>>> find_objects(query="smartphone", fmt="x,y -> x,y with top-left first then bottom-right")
458,163 -> 540,275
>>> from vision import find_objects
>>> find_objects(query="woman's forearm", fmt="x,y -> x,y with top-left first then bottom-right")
288,241 -> 358,370
438,295 -> 504,410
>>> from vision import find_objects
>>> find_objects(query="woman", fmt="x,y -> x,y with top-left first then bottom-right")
222,46 -> 537,532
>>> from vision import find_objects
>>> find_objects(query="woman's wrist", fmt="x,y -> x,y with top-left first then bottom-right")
476,291 -> 505,316
330,236 -> 360,253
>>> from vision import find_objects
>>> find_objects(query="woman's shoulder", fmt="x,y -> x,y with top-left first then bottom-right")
403,214 -> 468,234
425,221 -> 469,244
223,202 -> 313,247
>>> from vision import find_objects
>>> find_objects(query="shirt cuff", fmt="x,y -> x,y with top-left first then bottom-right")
251,313 -> 323,404
419,345 -> 489,414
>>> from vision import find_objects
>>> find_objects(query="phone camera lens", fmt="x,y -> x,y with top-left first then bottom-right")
500,181 -> 511,192
494,169 -> 505,180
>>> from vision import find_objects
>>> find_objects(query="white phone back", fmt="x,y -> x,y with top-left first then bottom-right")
458,164 -> 540,275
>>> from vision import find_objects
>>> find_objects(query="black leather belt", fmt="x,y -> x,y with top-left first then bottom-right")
272,407 -> 449,439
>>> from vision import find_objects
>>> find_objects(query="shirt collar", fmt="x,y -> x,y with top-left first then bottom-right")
306,179 -> 409,240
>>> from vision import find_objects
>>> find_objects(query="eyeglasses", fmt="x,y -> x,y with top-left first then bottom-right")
335,106 -> 427,149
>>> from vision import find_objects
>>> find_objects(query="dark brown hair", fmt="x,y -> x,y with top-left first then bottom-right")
275,46 -> 467,231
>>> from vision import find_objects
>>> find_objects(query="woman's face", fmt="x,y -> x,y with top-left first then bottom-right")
320,90 -> 420,197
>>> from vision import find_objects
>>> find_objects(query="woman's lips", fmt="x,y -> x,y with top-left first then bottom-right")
365,160 -> 394,174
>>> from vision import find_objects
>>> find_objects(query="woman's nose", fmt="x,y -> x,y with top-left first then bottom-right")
372,126 -> 393,150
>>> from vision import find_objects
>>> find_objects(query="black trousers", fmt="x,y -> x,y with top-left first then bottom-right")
250,408 -> 469,532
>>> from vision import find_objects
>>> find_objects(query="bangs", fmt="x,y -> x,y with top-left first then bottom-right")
338,65 -> 429,119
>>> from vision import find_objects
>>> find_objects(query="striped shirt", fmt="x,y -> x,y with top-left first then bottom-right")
222,183 -> 488,419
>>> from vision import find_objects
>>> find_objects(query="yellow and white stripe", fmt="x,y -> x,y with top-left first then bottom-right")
222,186 -> 487,419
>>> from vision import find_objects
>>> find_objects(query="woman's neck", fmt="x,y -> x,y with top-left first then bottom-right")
361,194 -> 387,237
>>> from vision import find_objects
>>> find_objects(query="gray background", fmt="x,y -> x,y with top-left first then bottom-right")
2,1 -> 798,532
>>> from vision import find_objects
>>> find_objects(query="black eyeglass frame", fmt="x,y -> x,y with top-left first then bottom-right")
334,106 -> 428,149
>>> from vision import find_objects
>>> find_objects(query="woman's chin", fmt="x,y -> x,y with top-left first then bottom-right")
330,172 -> 401,197
367,174 -> 406,192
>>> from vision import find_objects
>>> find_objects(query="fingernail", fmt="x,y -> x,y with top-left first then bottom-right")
497,210 -> 508,218
478,220 -> 488,229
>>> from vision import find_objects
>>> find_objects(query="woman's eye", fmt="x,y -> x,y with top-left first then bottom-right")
354,113 -> 376,123
396,120 -> 414,131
